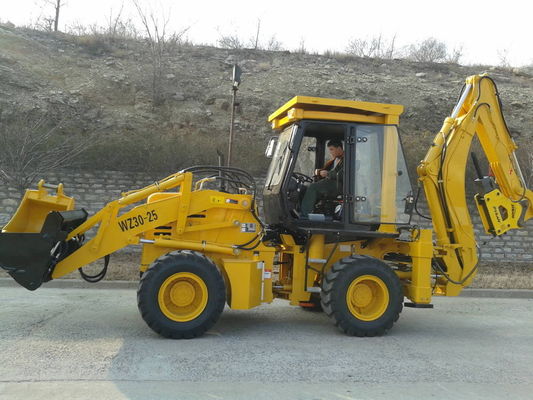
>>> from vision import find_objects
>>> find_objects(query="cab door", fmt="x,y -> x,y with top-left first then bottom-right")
347,124 -> 413,229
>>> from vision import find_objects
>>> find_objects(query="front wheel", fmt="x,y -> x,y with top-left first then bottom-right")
321,255 -> 403,336
137,251 -> 226,339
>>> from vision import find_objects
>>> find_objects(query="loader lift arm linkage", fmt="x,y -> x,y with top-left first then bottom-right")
53,167 -> 260,280
418,74 -> 533,293
0,167 -> 260,290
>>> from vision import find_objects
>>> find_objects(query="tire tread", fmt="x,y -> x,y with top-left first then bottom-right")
320,255 -> 403,337
137,251 -> 225,339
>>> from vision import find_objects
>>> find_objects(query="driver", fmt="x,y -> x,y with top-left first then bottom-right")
300,140 -> 344,217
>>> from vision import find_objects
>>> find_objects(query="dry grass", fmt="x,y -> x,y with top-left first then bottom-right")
469,263 -> 533,289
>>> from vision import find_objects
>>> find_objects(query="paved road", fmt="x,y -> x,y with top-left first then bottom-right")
0,287 -> 531,400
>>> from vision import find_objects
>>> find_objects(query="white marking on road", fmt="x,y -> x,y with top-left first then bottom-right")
206,394 -> 223,399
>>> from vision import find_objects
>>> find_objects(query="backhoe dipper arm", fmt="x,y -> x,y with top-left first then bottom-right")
417,74 -> 533,294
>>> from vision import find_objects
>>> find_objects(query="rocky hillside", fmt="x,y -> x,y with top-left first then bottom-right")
1,24 -> 532,177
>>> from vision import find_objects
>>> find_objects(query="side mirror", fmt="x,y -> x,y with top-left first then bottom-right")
265,136 -> 278,158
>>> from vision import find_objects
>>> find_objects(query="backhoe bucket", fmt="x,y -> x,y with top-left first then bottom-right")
0,180 -> 86,290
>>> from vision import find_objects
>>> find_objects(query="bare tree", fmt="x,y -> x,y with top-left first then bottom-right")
106,3 -> 125,39
406,38 -> 447,62
446,45 -> 464,64
39,0 -> 66,32
266,35 -> 283,51
34,16 -> 55,32
296,38 -> 307,54
0,110 -> 91,194
384,34 -> 397,59
217,34 -> 244,49
65,6 -> 138,41
133,0 -> 188,106
346,34 -> 397,59
497,48 -> 511,68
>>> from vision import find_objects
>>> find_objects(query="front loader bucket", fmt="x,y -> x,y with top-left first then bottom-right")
3,180 -> 74,234
0,181 -> 86,290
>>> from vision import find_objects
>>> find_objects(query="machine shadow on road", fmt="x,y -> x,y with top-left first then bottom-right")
103,302 -> 470,400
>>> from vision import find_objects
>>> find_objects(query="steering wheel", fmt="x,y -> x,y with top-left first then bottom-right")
292,172 -> 313,183
285,172 -> 313,215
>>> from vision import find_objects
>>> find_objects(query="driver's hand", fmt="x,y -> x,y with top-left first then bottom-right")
319,170 -> 328,178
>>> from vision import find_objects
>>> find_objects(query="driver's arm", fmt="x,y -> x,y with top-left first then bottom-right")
315,159 -> 334,178
327,160 -> 343,180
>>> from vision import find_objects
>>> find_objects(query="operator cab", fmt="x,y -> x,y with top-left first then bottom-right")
263,96 -> 414,241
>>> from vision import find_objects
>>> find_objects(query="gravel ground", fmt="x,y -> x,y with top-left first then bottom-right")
0,287 -> 532,399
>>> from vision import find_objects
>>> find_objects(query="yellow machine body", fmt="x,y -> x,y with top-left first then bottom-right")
1,74 -> 531,338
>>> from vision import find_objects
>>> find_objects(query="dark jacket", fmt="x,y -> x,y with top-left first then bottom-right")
324,157 -> 343,182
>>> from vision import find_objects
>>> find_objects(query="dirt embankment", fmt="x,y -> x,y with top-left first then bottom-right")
1,24 -> 532,176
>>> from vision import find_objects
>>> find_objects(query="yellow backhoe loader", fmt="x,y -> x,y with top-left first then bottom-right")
1,74 -> 531,338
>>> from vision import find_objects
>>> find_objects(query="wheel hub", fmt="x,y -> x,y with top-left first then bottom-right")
346,275 -> 389,321
158,272 -> 208,322
170,281 -> 195,306
351,283 -> 373,308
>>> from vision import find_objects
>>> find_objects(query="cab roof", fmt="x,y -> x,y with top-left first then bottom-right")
268,96 -> 404,130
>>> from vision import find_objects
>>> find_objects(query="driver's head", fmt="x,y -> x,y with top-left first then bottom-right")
327,140 -> 343,158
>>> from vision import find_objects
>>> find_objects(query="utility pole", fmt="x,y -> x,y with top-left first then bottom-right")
53,0 -> 63,32
227,64 -> 241,167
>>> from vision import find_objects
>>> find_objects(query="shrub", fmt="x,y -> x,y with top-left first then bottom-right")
406,38 -> 447,63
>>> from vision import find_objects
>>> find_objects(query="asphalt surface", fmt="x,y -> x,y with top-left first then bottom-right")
0,287 -> 532,400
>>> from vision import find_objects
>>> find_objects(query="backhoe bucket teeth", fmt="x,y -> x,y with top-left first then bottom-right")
0,181 -> 86,290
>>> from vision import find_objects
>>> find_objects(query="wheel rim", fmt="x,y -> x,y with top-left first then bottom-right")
346,275 -> 389,321
158,272 -> 208,322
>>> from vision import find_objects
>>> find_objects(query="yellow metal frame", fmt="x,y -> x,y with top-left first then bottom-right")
277,230 -> 434,305
268,96 -> 403,130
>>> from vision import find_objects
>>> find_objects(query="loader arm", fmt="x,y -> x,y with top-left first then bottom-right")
51,171 -> 251,279
0,168 -> 257,290
417,74 -> 533,294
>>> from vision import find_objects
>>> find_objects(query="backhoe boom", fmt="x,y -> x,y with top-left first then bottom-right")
418,74 -> 533,294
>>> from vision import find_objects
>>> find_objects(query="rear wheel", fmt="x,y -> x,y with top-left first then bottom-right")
138,251 -> 226,339
321,255 -> 403,336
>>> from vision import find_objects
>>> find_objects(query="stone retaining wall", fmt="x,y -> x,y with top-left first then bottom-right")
0,170 -> 531,263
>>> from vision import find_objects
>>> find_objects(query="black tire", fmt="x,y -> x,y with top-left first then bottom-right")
321,255 -> 403,337
137,250 -> 226,339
